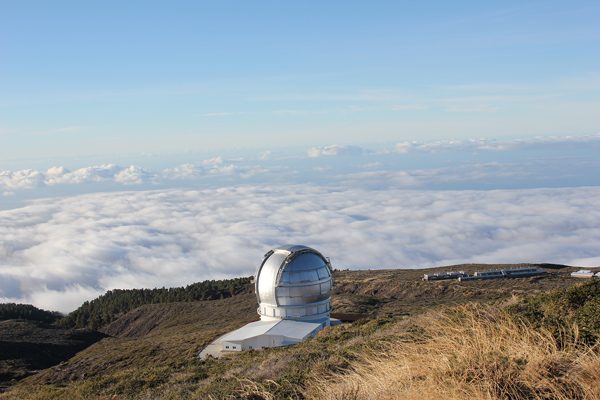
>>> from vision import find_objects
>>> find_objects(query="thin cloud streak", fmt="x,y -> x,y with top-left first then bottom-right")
199,112 -> 241,116
444,104 -> 499,113
31,126 -> 90,136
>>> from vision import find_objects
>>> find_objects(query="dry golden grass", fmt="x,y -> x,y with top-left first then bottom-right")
305,305 -> 600,400
230,379 -> 279,400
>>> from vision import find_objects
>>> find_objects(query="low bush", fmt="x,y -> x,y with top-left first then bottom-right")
506,279 -> 600,344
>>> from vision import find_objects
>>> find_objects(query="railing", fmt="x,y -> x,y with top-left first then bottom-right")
256,305 -> 332,319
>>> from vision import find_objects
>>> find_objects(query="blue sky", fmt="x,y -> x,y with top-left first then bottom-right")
1,1 -> 600,312
1,1 -> 599,162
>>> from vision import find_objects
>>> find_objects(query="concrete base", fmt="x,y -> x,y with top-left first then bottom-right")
197,333 -> 230,359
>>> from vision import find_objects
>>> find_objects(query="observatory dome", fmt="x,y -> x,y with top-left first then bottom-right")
255,245 -> 332,323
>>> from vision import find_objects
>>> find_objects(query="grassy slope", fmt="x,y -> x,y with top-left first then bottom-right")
22,295 -> 259,386
307,304 -> 600,400
1,264 -> 598,399
331,263 -> 579,315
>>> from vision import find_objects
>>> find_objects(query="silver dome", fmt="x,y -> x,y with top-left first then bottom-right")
255,245 -> 332,321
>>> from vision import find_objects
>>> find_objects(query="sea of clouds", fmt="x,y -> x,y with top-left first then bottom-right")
1,134 -> 600,313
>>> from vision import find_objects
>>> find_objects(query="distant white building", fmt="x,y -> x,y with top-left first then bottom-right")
220,245 -> 333,352
571,270 -> 597,278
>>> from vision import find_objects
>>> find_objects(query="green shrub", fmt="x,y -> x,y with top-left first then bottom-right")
507,279 -> 600,344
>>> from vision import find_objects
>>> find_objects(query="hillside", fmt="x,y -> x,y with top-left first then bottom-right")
1,264 -> 599,399
0,320 -> 105,383
331,263 -> 579,315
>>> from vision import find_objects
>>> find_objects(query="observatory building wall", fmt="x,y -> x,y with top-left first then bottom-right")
221,319 -> 324,352
222,335 -> 283,352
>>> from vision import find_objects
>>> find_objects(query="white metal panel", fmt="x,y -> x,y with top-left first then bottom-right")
266,320 -> 322,340
257,251 -> 288,306
221,320 -> 279,342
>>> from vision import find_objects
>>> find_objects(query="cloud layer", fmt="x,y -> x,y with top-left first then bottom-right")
2,134 -> 599,198
387,133 -> 600,154
1,185 -> 599,313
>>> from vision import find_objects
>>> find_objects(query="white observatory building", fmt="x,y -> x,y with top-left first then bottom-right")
220,245 -> 333,352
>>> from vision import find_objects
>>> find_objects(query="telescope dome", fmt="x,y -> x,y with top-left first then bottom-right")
255,245 -> 332,322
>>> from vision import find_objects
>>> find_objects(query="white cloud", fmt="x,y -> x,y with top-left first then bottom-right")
0,169 -> 46,189
2,161 -> 227,190
387,133 -> 600,154
154,160 -> 269,181
162,164 -> 205,180
1,185 -> 599,313
259,151 -> 272,160
308,145 -> 364,157
113,165 -> 157,185
44,164 -> 122,185
209,164 -> 237,175
201,156 -> 224,165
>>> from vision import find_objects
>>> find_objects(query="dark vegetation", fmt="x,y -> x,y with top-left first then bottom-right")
0,320 -> 106,383
0,304 -> 62,324
507,278 -> 600,344
0,264 -> 598,399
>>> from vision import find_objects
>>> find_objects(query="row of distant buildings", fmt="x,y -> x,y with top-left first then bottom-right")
423,267 -> 600,281
422,267 -> 546,282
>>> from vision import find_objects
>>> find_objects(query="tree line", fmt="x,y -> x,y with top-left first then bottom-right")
58,276 -> 253,329
0,303 -> 63,324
